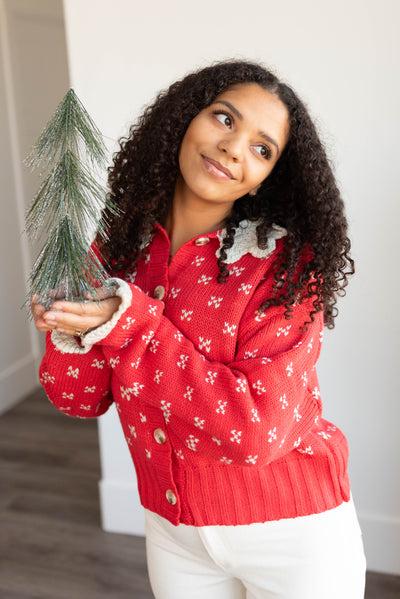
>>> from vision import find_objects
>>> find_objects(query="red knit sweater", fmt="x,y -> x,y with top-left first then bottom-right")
39,221 -> 350,526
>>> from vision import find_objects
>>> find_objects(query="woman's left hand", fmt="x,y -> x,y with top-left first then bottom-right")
41,288 -> 122,337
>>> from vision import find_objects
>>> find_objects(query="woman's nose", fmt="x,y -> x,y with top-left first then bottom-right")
217,136 -> 243,162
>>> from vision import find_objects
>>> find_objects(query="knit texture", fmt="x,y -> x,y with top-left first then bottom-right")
39,221 -> 350,526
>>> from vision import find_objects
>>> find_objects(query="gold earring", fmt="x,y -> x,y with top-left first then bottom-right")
249,187 -> 259,197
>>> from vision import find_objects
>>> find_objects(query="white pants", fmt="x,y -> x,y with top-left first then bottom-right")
144,498 -> 366,599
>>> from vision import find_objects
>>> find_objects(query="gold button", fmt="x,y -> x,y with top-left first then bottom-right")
166,489 -> 177,505
194,237 -> 210,246
153,285 -> 166,300
154,428 -> 167,444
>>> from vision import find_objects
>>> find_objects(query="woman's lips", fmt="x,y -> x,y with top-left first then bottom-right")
202,156 -> 234,180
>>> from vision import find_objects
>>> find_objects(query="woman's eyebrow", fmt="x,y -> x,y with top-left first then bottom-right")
213,100 -> 280,155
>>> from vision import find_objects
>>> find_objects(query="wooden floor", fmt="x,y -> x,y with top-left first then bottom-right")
1,388 -> 399,599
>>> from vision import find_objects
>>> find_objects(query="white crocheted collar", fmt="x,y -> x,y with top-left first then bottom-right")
216,220 -> 287,264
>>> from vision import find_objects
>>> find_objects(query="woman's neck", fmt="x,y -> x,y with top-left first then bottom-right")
165,178 -> 233,257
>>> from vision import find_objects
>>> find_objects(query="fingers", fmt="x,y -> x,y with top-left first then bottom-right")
41,296 -> 121,336
30,296 -> 53,333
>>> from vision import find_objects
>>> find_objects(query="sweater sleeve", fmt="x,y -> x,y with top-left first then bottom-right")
39,331 -> 114,418
96,278 -> 324,466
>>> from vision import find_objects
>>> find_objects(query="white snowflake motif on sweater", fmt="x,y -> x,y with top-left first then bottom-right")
67,366 -> 79,379
297,445 -> 314,455
293,437 -> 302,448
208,296 -> 223,308
145,449 -> 151,459
279,394 -> 288,409
122,316 -> 136,330
293,404 -> 302,422
262,357 -> 272,364
131,357 -> 141,369
312,387 -> 321,401
301,371 -> 308,387
199,337 -> 211,353
212,437 -> 222,446
238,283 -> 253,295
244,350 -> 258,359
154,370 -> 163,384
223,322 -> 237,336
277,325 -> 291,337
175,449 -> 184,460
252,381 -> 266,395
62,392 -> 74,400
319,330 -> 324,343
177,354 -> 189,369
286,362 -> 293,377
148,305 -> 158,316
206,371 -> 217,385
251,408 -> 261,422
40,372 -> 55,384
149,339 -> 160,353
216,400 -> 227,415
220,457 -> 233,464
186,435 -> 199,451
229,266 -> 245,277
128,424 -> 137,438
181,309 -> 193,321
236,379 -> 247,393
140,413 -> 147,422
84,386 -> 96,393
161,400 -> 171,423
192,255 -> 205,267
230,430 -> 242,443
174,331 -> 183,342
245,455 -> 258,464
194,417 -> 205,429
91,359 -> 105,369
318,431 -> 332,440
184,386 -> 194,400
120,383 -> 144,401
142,330 -> 154,345
268,427 -> 277,443
198,275 -> 212,285
109,357 -> 120,369
307,338 -> 314,353
255,309 -> 267,323
80,404 -> 91,412
126,270 -> 137,283
168,287 -> 181,299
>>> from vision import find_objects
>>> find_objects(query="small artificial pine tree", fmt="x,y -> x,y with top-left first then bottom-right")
24,89 -> 119,309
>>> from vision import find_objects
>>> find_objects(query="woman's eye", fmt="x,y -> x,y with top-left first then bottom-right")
213,111 -> 232,128
254,144 -> 272,160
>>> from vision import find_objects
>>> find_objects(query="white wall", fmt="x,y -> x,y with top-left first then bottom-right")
0,0 -> 69,413
63,0 -> 400,574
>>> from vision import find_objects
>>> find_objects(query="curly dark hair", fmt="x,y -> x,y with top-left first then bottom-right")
97,59 -> 354,328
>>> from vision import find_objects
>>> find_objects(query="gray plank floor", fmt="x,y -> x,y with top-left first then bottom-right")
0,388 -> 399,599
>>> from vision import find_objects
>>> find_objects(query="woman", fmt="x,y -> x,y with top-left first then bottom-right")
31,60 -> 366,598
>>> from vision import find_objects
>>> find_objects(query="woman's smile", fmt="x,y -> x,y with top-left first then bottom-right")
202,155 -> 235,180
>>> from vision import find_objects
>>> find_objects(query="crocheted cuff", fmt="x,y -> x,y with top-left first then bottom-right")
50,278 -> 132,354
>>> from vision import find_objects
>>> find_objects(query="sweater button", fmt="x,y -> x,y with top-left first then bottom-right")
194,237 -> 210,246
154,428 -> 167,444
153,285 -> 166,300
166,489 -> 177,505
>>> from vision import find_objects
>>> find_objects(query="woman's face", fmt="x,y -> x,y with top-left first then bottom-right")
177,83 -> 289,209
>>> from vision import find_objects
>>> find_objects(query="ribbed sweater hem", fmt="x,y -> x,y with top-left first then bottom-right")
136,451 -> 351,527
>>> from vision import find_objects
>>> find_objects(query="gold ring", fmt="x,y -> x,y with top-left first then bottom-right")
74,328 -> 89,337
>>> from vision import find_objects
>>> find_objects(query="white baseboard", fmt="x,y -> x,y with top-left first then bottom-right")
0,353 -> 38,415
359,512 -> 400,575
99,478 -> 145,536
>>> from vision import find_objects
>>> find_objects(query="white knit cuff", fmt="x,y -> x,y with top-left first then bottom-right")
50,278 -> 132,354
